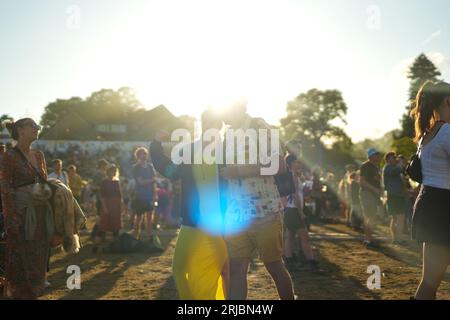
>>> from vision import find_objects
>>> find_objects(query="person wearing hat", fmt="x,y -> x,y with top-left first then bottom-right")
359,148 -> 383,249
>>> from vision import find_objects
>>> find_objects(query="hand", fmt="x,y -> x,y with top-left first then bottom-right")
220,167 -> 240,179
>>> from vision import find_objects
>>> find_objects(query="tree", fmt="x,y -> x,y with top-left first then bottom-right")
281,89 -> 349,142
391,137 -> 417,160
280,89 -> 353,168
0,114 -> 13,123
40,97 -> 84,132
400,53 -> 441,138
39,87 -> 143,134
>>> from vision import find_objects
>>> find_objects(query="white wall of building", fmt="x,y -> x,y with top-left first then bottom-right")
32,140 -> 152,153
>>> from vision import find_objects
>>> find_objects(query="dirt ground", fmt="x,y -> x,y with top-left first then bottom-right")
40,218 -> 450,300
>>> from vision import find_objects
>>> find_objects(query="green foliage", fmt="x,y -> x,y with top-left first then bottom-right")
352,130 -> 397,161
280,89 -> 348,142
40,87 -> 142,134
400,53 -> 442,138
391,137 -> 417,160
0,114 -> 13,126
280,88 -> 355,171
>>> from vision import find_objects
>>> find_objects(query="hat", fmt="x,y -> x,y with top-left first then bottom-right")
367,148 -> 380,158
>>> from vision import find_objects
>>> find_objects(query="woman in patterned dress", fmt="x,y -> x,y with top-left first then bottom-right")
0,118 -> 50,299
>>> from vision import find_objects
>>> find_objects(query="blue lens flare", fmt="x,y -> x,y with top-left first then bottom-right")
193,181 -> 252,237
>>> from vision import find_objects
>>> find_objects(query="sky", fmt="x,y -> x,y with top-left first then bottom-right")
1,0 -> 450,142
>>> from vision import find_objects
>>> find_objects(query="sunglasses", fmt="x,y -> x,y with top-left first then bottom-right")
22,122 -> 41,130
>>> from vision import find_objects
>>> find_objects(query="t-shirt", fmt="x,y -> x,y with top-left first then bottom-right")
359,161 -> 381,194
133,162 -> 156,201
48,171 -> 69,186
420,123 -> 450,190
69,173 -> 83,197
382,164 -> 404,196
224,115 -> 283,222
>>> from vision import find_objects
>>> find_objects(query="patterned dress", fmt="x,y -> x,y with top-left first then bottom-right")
0,148 -> 50,299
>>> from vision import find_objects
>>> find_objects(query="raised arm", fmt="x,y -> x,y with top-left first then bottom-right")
149,133 -> 182,181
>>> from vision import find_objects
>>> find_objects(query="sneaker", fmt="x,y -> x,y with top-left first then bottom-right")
45,281 -> 51,288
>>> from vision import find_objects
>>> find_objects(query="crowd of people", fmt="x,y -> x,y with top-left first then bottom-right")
1,81 -> 450,300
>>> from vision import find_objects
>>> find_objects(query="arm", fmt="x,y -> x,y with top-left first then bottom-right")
149,140 -> 181,181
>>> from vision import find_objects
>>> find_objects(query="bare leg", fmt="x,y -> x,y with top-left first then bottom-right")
396,214 -> 405,240
390,216 -> 396,241
228,258 -> 250,300
415,242 -> 450,300
264,260 -> 295,300
284,229 -> 295,259
364,217 -> 374,243
146,210 -> 154,239
297,228 -> 315,261
132,214 -> 143,239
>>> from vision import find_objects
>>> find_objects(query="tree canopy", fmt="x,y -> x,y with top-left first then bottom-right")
399,53 -> 442,138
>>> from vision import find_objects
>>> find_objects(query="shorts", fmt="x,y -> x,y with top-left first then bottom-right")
283,207 -> 306,232
224,213 -> 283,263
359,190 -> 380,220
387,194 -> 405,216
132,198 -> 154,215
413,185 -> 450,247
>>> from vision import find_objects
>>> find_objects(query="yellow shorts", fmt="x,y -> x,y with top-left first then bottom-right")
173,225 -> 228,300
224,213 -> 283,263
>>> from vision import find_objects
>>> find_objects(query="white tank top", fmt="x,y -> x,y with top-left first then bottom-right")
420,123 -> 450,190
